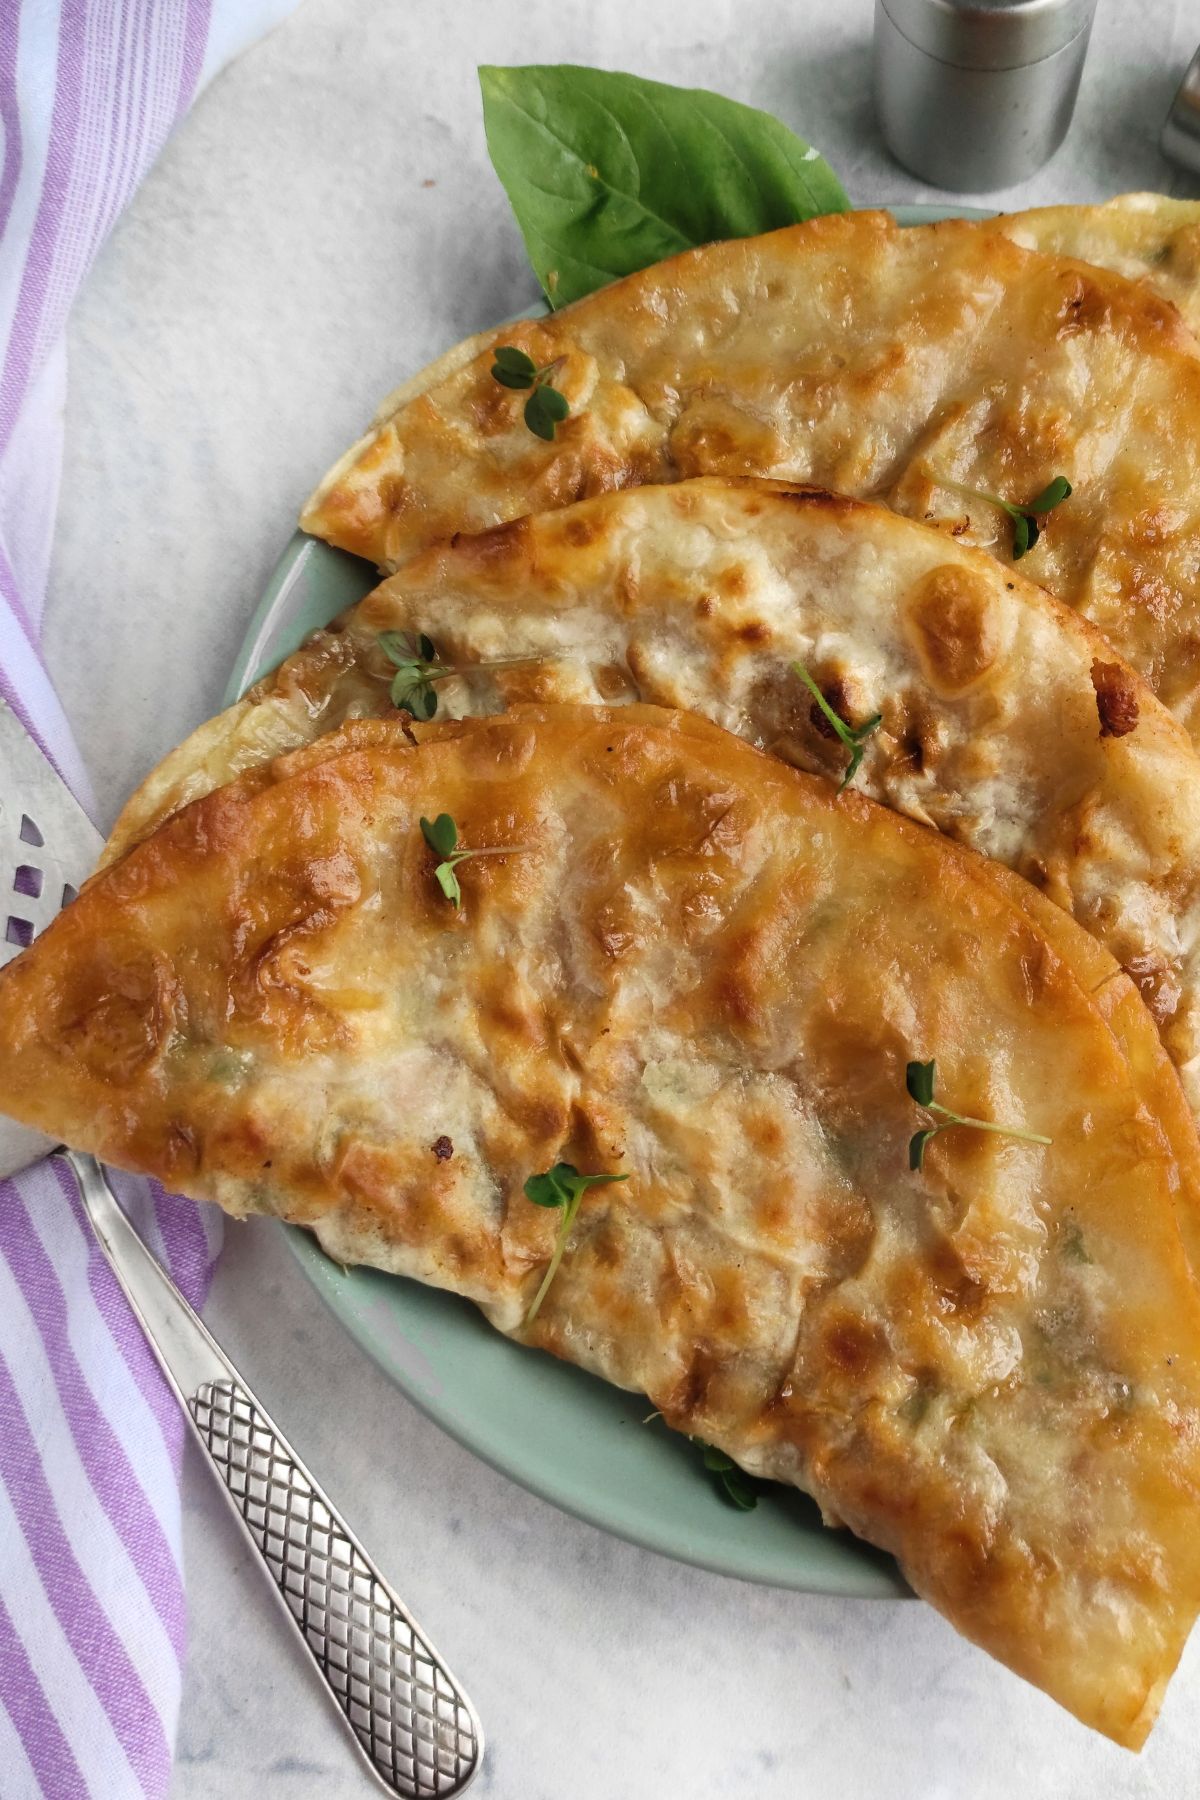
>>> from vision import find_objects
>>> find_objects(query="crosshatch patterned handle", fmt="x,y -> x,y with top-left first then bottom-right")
189,1377 -> 483,1797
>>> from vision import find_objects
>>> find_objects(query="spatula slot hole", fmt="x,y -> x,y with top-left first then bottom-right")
61,883 -> 77,907
13,865 -> 42,899
18,816 -> 43,848
5,917 -> 33,949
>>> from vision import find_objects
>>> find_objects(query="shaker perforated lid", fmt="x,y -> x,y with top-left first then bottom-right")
879,0 -> 1097,72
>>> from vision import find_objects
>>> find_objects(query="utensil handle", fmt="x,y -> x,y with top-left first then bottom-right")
62,1152 -> 484,1799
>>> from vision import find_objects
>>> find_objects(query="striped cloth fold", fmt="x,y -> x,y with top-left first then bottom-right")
0,4 -> 299,1794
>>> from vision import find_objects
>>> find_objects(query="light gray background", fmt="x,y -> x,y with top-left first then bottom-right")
44,1 -> 1200,1794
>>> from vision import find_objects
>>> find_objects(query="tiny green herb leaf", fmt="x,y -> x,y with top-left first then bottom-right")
1027,476 -> 1073,515
434,861 -> 462,907
382,629 -> 552,720
420,813 -> 458,858
693,1439 -> 759,1511
523,1162 -> 579,1208
491,345 -> 572,441
905,1058 -> 1053,1171
536,385 -> 569,422
418,812 -> 532,909
905,1059 -> 936,1107
522,1163 -> 629,1325
941,476 -> 1073,562
493,365 -> 534,391
492,345 -> 537,379
719,1467 -> 759,1512
791,662 -> 882,791
523,389 -> 557,441
909,1128 -> 937,1172
701,1444 -> 735,1473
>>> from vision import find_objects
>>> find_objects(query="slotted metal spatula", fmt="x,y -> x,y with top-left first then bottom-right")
0,698 -> 485,1796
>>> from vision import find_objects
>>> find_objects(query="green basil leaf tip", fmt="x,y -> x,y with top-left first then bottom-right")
480,64 -> 848,310
493,364 -> 534,391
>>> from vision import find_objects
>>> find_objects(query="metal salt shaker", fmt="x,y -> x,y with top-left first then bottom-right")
873,0 -> 1099,192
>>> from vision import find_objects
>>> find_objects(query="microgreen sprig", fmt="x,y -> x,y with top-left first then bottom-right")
791,662 -> 882,791
490,345 -> 571,441
419,813 -> 531,908
522,1161 -> 629,1326
942,475 -> 1073,561
906,1059 -> 1052,1171
379,630 -> 548,721
697,1442 -> 759,1512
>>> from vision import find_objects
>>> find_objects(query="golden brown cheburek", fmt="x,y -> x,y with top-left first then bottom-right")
300,211 -> 1200,738
4,705 -> 1200,1745
996,193 -> 1200,335
108,479 -> 1200,1141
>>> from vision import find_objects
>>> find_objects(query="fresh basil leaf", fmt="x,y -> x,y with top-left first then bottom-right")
421,814 -> 458,858
493,365 -> 535,391
413,684 -> 438,721
906,1059 -> 936,1106
480,64 -> 849,309
493,345 -> 537,377
1011,512 -> 1034,560
1029,476 -> 1072,513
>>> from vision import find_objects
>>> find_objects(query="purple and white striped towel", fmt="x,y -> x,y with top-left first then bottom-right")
1,6 -> 298,1794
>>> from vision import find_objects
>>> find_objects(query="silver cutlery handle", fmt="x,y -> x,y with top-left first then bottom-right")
62,1152 -> 484,1798
189,1376 -> 481,1797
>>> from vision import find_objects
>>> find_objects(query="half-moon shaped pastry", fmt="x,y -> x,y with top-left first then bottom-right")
108,479 -> 1200,1136
3,707 -> 1200,1746
299,212 -> 1200,737
997,192 -> 1200,335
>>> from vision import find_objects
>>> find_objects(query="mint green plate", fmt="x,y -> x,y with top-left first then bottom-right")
226,204 -> 986,1596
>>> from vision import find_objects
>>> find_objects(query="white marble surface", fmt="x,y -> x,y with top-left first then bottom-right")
43,0 -> 1200,1794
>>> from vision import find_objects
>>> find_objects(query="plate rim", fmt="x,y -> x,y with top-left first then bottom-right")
230,200 -> 990,1596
